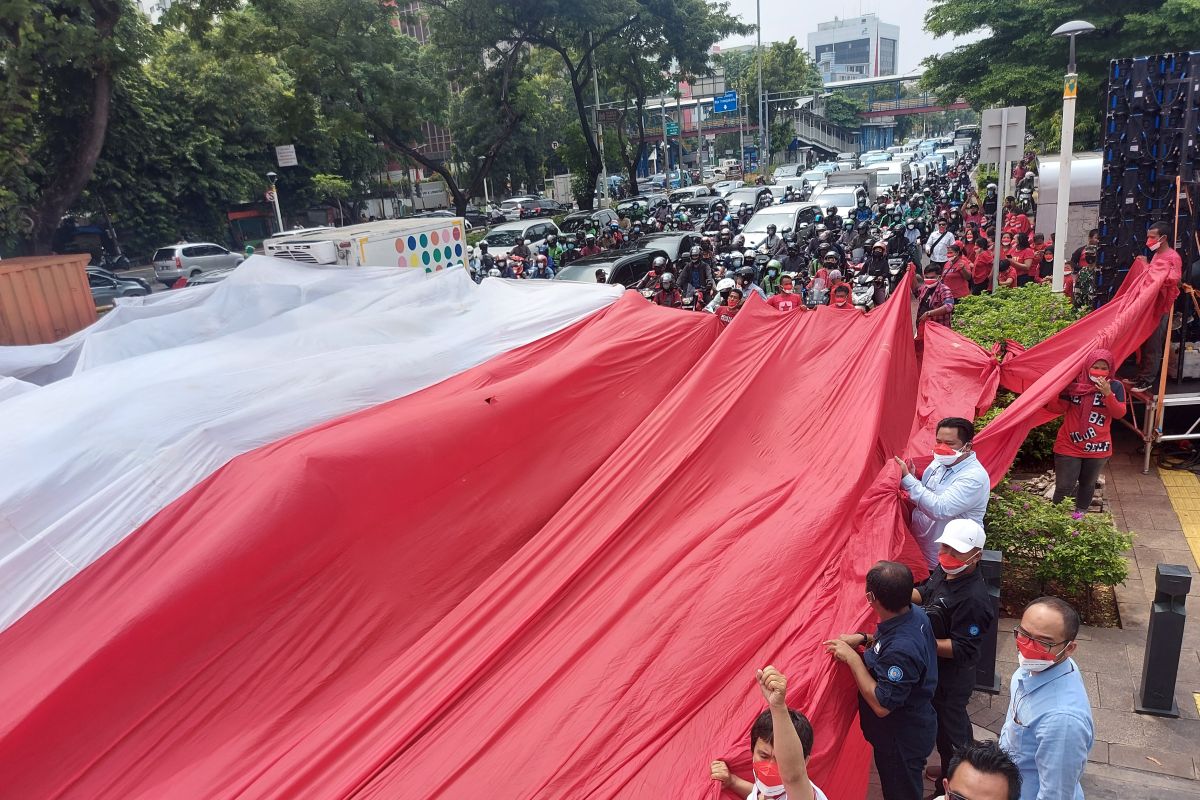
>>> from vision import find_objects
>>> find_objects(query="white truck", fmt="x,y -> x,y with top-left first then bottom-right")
264,218 -> 468,271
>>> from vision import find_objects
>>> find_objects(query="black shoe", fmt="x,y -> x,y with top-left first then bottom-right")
1132,380 -> 1155,393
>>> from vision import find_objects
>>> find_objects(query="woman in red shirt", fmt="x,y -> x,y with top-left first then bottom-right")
1050,348 -> 1127,511
971,236 -> 994,293
1011,233 -> 1038,286
995,257 -> 1018,289
941,243 -> 972,299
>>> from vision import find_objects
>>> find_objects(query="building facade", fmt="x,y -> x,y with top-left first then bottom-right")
806,15 -> 899,83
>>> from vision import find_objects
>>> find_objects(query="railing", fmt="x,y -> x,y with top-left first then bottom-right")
866,94 -> 969,113
791,110 -> 859,152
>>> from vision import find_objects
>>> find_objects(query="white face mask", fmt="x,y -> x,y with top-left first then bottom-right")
754,777 -> 788,798
931,448 -> 965,467
1017,653 -> 1057,673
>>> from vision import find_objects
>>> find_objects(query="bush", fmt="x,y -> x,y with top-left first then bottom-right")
954,283 -> 1085,353
984,483 -> 1131,620
976,164 -> 999,195
976,391 -> 1061,468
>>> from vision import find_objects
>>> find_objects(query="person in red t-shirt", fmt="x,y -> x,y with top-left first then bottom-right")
970,237 -> 994,294
829,282 -> 857,311
1050,348 -> 1127,511
962,202 -> 984,230
768,275 -> 806,312
941,244 -> 972,299
995,258 -> 1018,289
1002,211 -> 1032,237
1133,221 -> 1186,391
715,288 -> 743,326
1011,233 -> 1039,286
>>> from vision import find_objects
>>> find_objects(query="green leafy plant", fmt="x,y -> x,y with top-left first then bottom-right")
984,483 -> 1131,620
954,283 -> 1085,353
976,391 -> 1060,468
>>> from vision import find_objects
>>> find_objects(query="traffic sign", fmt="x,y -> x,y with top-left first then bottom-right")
980,106 -> 1026,166
713,91 -> 738,113
665,121 -> 680,136
597,108 -> 621,125
264,190 -> 277,202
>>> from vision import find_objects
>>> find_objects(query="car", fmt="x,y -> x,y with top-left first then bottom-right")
559,208 -> 618,235
87,266 -> 151,293
152,242 -> 244,288
711,179 -> 745,197
811,162 -> 841,174
836,152 -> 859,169
808,185 -> 868,216
412,209 -> 481,231
668,186 -> 712,204
519,197 -> 566,219
552,232 -> 704,287
771,177 -> 811,201
860,151 -> 893,166
498,196 -> 537,221
614,194 -> 668,221
741,203 -> 822,250
88,268 -> 149,306
476,219 -> 562,258
677,195 -> 727,222
772,164 -> 803,180
186,267 -> 237,286
723,186 -> 774,213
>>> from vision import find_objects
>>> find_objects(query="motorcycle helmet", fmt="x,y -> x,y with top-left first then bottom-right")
585,234 -> 596,243
766,224 -> 777,235
478,241 -> 489,252
871,240 -> 887,253
595,268 -> 608,281
652,256 -> 668,271
716,277 -> 736,297
536,254 -> 547,264
720,227 -> 731,238
546,233 -> 557,244
689,245 -> 701,259
487,268 -> 502,278
661,272 -> 675,287
735,266 -> 755,282
766,258 -> 782,276
826,206 -> 838,216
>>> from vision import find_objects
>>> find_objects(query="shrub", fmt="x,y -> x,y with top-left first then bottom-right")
976,164 -> 999,195
954,283 -> 1084,353
984,483 -> 1131,619
976,391 -> 1061,468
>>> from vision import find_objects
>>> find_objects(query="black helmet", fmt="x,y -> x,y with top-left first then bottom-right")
689,245 -> 701,259
735,266 -> 755,280
826,206 -> 838,214
478,241 -> 489,251
766,224 -> 777,235
652,256 -> 668,270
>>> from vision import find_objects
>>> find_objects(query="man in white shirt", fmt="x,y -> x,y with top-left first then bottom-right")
924,218 -> 957,271
895,417 -> 991,568
709,666 -> 828,800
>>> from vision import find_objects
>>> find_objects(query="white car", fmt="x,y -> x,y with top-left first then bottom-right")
476,218 -> 561,258
711,180 -> 745,197
499,196 -> 537,221
741,203 -> 822,250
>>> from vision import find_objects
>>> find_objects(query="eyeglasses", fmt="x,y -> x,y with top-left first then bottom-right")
1012,626 -> 1071,649
947,791 -> 972,800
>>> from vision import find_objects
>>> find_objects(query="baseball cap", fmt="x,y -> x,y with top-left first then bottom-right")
935,518 -> 986,552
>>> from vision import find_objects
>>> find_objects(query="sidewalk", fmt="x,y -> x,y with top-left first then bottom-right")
866,447 -> 1200,799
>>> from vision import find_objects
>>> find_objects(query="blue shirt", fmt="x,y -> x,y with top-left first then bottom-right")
902,453 -> 991,568
1000,659 -> 1094,800
859,605 -> 939,743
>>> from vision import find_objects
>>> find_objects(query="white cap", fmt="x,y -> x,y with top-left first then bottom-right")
935,519 -> 986,552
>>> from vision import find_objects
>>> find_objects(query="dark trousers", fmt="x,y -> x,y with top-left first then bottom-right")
933,674 -> 974,778
872,735 -> 930,800
1137,312 -> 1170,383
1053,454 -> 1108,511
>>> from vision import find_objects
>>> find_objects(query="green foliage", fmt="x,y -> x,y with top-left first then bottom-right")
823,93 -> 867,129
921,0 -> 1200,150
954,283 -> 1085,351
976,164 -> 999,195
977,392 -> 1061,467
984,483 -> 1131,613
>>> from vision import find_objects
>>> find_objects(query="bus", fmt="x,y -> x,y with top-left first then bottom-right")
954,123 -> 981,142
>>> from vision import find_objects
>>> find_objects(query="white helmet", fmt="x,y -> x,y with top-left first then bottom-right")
487,268 -> 502,278
716,277 -> 736,292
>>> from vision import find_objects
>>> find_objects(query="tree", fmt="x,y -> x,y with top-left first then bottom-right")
715,38 -> 822,161
1,0 -> 136,254
312,174 -> 352,225
922,0 -> 1200,149
822,93 -> 867,129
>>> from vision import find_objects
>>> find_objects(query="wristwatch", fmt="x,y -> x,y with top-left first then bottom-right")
856,631 -> 874,648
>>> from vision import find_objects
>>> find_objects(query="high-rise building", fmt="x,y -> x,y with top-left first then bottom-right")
806,15 -> 899,83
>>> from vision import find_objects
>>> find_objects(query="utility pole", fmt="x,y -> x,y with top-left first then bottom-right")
660,98 -> 669,179
756,0 -> 764,173
589,32 -> 608,205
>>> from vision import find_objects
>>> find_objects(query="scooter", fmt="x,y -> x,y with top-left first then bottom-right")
851,272 -> 876,312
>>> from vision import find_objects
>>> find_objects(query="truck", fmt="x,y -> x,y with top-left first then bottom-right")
264,218 -> 468,271
824,169 -> 879,201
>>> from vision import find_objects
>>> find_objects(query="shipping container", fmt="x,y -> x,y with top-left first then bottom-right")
0,254 -> 96,345
263,218 -> 468,270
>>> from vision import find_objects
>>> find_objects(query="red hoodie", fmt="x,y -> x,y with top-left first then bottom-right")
1051,348 -> 1127,457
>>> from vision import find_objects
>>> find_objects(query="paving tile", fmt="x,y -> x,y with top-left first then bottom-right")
1108,743 -> 1198,779
1082,761 -> 1200,799
1130,528 -> 1191,548
1097,671 -> 1137,712
1088,740 -> 1110,765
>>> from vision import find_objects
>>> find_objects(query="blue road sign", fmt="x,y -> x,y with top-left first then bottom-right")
713,91 -> 738,113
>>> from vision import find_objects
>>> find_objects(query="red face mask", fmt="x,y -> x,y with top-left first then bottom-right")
932,443 -> 957,457
1089,368 -> 1110,379
938,552 -> 969,571
753,759 -> 783,788
1015,636 -> 1056,661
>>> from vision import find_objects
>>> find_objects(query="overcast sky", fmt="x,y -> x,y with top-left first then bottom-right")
717,0 -> 984,74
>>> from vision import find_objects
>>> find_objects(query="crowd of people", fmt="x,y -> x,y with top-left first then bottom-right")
706,413 -> 1113,800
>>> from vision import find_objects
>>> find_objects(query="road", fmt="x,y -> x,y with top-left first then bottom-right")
123,265 -> 169,294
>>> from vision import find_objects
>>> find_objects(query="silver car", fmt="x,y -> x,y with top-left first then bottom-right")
152,242 -> 244,287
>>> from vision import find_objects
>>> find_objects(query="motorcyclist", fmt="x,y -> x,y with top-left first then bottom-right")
595,268 -> 609,283
474,241 -> 495,280
510,237 -> 532,261
982,183 -> 998,217
503,254 -> 526,279
853,196 -> 873,225
734,265 -> 767,300
761,224 -> 785,258
705,276 -> 738,312
651,272 -> 683,307
717,227 -> 736,254
627,224 -> 644,246
779,241 -> 808,278
680,246 -> 713,298
761,258 -> 784,294
486,267 -> 502,279
545,233 -> 566,266
579,234 -> 603,258
528,253 -> 554,279
823,206 -> 843,232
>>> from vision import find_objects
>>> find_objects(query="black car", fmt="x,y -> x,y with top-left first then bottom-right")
723,186 -> 774,212
560,208 -> 619,234
552,232 -> 703,287
519,198 -> 566,218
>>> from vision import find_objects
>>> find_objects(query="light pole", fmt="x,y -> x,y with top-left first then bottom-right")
1050,19 -> 1095,292
266,171 -> 283,232
589,32 -> 608,205
476,156 -> 490,210
756,0 -> 764,173
659,101 -> 670,180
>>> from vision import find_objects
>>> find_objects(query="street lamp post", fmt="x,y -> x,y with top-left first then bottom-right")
660,98 -> 670,180
756,0 -> 764,173
1050,19 -> 1096,292
266,171 -> 283,232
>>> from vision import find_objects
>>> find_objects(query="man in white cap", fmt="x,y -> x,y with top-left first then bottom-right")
911,518 -> 996,789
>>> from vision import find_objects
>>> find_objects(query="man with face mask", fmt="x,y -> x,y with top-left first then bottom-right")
779,241 -> 808,278
894,417 -> 991,569
1132,220 -> 1185,392
824,561 -> 938,800
911,519 -> 996,788
1000,597 -> 1092,800
762,224 -> 785,258
708,667 -> 827,800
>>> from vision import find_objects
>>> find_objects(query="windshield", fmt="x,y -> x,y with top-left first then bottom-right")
877,171 -> 903,186
812,190 -> 859,210
800,171 -> 825,183
555,262 -> 611,282
482,229 -> 523,246
152,248 -> 176,262
669,190 -> 695,203
559,216 -> 592,233
744,209 -> 797,233
725,190 -> 763,205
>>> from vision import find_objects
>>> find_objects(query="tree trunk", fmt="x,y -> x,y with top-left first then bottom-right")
28,0 -> 120,254
566,67 -> 602,210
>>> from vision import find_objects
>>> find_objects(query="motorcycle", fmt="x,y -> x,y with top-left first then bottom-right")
851,272 -> 877,312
